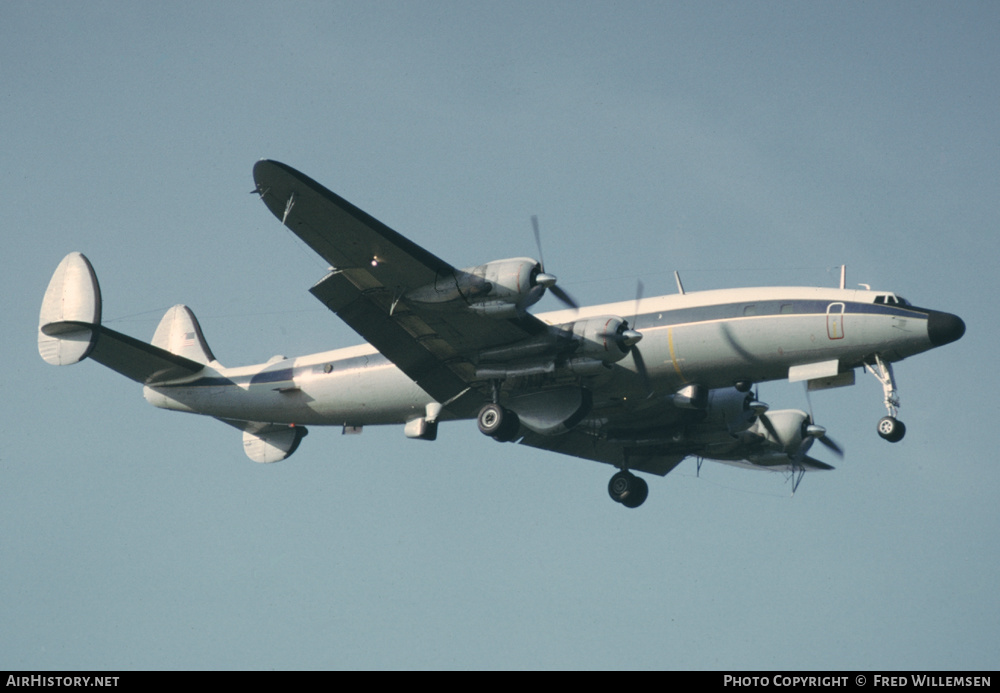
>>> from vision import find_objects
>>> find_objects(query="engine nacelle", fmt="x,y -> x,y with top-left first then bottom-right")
703,388 -> 756,433
405,257 -> 543,318
563,316 -> 632,363
468,257 -> 542,311
753,409 -> 810,453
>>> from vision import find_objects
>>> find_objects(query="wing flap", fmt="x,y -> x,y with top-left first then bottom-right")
310,270 -> 479,414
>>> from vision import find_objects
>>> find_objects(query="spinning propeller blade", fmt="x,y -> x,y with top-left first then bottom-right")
750,390 -> 781,442
803,385 -> 843,457
629,280 -> 651,395
805,421 -> 844,457
530,216 -> 578,310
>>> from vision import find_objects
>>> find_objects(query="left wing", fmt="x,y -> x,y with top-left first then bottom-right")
252,160 -> 548,414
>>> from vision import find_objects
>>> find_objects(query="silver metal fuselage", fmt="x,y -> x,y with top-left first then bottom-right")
143,285 -> 958,428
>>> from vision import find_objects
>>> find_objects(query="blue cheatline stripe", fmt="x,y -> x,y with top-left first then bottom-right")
632,299 -> 928,330
155,300 -> 929,389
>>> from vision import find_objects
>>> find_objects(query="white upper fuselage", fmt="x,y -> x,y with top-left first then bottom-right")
143,284 -> 948,428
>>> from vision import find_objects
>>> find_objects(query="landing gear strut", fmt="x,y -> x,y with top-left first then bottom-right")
608,470 -> 648,508
865,354 -> 906,443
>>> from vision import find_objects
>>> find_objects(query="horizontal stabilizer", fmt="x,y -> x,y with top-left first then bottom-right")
41,320 -> 206,383
88,325 -> 206,384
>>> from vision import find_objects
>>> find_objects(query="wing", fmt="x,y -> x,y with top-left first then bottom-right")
252,160 -> 547,414
518,430 -> 688,477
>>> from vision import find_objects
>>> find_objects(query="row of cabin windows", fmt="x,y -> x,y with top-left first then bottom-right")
742,304 -> 795,316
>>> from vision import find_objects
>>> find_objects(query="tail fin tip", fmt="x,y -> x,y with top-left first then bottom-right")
152,304 -> 218,366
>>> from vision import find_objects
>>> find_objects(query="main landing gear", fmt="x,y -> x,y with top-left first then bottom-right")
476,400 -> 649,509
477,402 -> 520,443
866,354 -> 906,443
608,470 -> 648,508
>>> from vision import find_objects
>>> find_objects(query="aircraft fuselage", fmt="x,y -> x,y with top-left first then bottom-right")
143,284 -> 964,428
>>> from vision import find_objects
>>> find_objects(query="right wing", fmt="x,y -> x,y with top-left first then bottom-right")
518,429 -> 688,477
253,160 -> 549,414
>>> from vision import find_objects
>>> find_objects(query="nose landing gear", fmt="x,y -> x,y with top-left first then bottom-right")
877,415 -> 906,443
866,354 -> 906,442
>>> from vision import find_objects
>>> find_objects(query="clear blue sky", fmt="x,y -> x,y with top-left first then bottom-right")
3,1 -> 996,670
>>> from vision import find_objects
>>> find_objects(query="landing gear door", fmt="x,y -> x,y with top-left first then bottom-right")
826,302 -> 845,340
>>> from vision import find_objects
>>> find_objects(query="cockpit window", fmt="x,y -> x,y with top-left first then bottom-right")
874,293 -> 909,306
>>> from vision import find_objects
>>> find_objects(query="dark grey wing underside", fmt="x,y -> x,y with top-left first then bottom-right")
518,430 -> 687,477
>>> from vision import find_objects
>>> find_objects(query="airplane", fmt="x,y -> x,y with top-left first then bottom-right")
38,160 -> 966,508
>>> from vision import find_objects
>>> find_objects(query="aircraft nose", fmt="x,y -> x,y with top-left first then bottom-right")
927,310 -> 966,347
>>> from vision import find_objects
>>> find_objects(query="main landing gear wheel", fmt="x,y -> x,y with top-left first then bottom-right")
477,403 -> 520,442
877,416 -> 906,443
608,471 -> 649,509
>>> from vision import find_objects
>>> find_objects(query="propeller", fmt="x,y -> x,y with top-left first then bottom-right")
626,280 -> 651,395
593,280 -> 649,395
803,418 -> 844,457
750,394 -> 780,442
750,390 -> 843,458
803,384 -> 843,457
531,216 -> 578,310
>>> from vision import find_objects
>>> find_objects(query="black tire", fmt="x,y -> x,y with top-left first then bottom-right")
608,470 -> 644,505
477,404 -> 520,442
621,476 -> 649,508
877,416 -> 906,443
495,409 -> 520,442
478,403 -> 505,437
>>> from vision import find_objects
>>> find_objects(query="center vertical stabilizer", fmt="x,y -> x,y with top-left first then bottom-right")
152,305 -> 220,367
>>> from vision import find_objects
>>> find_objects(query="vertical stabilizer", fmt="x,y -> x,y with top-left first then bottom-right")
38,252 -> 102,365
152,305 -> 219,366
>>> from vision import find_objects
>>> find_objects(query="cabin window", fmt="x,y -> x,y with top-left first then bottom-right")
781,303 -> 794,314
743,304 -> 757,316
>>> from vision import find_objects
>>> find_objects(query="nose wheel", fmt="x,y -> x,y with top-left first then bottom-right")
877,416 -> 906,443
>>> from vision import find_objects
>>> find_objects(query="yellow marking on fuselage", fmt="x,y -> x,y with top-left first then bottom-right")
667,327 -> 689,383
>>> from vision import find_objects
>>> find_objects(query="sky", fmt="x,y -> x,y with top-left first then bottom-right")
2,1 -> 997,671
